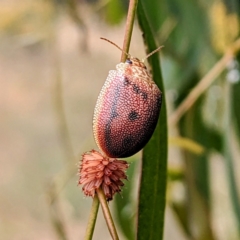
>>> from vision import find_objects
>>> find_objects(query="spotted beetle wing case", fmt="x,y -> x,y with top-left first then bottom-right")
93,58 -> 162,158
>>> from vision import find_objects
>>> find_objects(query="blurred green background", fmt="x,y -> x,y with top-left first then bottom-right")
0,0 -> 239,240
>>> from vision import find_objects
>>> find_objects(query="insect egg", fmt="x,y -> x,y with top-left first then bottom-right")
93,38 -> 163,158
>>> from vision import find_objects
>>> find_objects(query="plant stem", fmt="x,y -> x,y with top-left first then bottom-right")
92,1 -> 138,238
97,188 -> 119,240
83,1 -> 138,239
121,0 -> 138,62
169,37 -> 240,126
84,195 -> 100,240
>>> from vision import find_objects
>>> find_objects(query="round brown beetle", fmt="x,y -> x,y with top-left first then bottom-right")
93,38 -> 163,158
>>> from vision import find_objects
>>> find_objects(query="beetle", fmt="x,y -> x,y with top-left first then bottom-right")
93,38 -> 163,158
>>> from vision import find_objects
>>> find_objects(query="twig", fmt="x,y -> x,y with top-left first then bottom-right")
84,195 -> 100,240
91,1 -> 138,239
121,0 -> 138,62
169,38 -> 240,126
97,188 -> 119,240
83,1 -> 138,239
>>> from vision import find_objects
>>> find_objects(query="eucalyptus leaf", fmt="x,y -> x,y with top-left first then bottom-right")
113,159 -> 137,240
136,1 -> 168,240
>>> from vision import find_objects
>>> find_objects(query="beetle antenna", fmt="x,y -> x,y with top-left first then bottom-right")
142,46 -> 164,62
100,37 -> 131,58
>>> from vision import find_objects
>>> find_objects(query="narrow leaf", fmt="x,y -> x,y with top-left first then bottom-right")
137,1 -> 168,240
114,160 -> 137,240
225,83 -> 240,236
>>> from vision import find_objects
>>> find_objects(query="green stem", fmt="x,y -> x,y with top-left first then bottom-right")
84,195 -> 100,240
97,188 -> 119,240
121,0 -> 138,62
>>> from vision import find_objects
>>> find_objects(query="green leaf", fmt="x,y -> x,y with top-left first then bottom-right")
104,0 -> 125,25
225,83 -> 240,236
232,55 -> 240,140
136,1 -> 168,240
137,0 -> 164,32
113,159 -> 137,240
